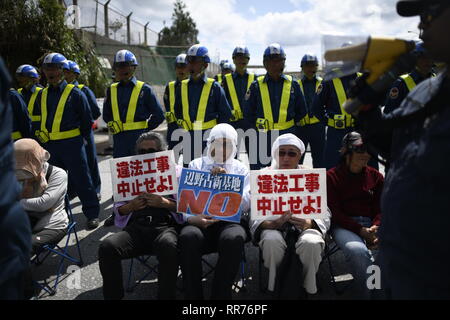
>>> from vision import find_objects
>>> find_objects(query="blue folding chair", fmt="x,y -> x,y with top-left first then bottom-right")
31,195 -> 83,296
125,254 -> 159,293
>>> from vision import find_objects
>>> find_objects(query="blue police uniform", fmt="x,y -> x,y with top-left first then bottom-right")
384,69 -> 430,114
312,73 -> 359,170
173,73 -> 233,166
297,75 -> 326,168
34,80 -> 100,221
243,73 -> 307,170
359,70 -> 450,299
222,70 -> 255,130
72,80 -> 101,194
0,57 -> 31,299
103,76 -> 165,158
18,84 -> 44,138
163,79 -> 182,150
9,89 -> 32,141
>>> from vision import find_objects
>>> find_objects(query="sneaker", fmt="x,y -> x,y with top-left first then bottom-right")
87,218 -> 100,230
103,213 -> 115,227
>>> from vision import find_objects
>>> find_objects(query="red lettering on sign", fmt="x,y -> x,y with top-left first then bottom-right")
178,189 -> 211,215
207,192 -> 241,217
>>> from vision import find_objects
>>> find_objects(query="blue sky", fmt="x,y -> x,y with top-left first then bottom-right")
74,0 -> 421,72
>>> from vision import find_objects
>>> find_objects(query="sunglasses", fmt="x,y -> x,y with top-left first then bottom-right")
278,150 -> 299,158
137,148 -> 158,155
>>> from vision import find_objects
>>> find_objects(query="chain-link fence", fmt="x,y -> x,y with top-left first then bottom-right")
72,0 -> 158,46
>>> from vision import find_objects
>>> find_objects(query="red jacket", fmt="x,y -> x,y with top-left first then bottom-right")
327,163 -> 384,235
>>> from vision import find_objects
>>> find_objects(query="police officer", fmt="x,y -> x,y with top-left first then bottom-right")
356,0 -> 450,299
243,43 -> 307,170
102,49 -> 165,158
214,59 -> 230,85
9,88 -> 32,141
172,44 -> 232,166
15,64 -> 43,138
222,46 -> 255,130
312,51 -> 359,170
164,53 -> 190,150
384,42 -> 434,114
0,57 -> 32,299
63,60 -> 102,198
297,54 -> 326,168
34,52 -> 100,230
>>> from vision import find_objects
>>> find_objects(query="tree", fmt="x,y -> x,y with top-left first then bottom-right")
0,0 -> 108,95
157,0 -> 199,46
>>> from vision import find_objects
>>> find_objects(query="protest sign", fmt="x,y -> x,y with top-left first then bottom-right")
110,150 -> 178,202
177,168 -> 245,223
250,169 -> 327,220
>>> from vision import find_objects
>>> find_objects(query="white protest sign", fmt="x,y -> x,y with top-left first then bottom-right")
109,150 -> 178,202
250,169 -> 327,220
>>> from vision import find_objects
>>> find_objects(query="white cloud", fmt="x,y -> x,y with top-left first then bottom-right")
249,6 -> 256,15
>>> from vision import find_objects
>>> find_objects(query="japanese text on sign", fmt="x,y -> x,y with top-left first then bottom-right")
110,150 -> 178,202
250,169 -> 327,220
177,168 -> 245,223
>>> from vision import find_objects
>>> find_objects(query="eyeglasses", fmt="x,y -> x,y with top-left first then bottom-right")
137,148 -> 158,155
278,151 -> 299,158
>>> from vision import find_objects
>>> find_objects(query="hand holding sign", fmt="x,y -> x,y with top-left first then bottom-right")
187,214 -> 219,229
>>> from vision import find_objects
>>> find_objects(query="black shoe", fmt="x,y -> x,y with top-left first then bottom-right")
87,218 -> 100,230
103,213 -> 115,227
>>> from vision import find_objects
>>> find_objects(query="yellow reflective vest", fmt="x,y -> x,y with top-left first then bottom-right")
224,73 -> 255,122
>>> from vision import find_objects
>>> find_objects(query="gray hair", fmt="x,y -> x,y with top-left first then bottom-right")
135,131 -> 167,152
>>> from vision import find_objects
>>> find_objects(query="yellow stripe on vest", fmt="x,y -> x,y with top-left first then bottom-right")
257,75 -> 294,130
400,74 -> 417,92
40,84 -> 80,140
180,78 -> 217,131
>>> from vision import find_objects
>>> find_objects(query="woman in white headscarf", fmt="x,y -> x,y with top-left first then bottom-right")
250,133 -> 331,295
179,123 -> 250,300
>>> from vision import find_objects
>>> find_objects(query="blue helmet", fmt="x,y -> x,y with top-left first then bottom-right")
301,54 -> 319,66
63,60 -> 81,74
187,44 -> 211,63
221,62 -> 235,71
113,49 -> 138,67
42,53 -> 68,68
413,42 -> 427,57
263,43 -> 286,60
175,53 -> 188,66
16,64 -> 39,78
219,59 -> 229,68
232,45 -> 250,58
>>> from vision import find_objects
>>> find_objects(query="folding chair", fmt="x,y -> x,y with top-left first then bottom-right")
321,232 -> 352,295
125,254 -> 158,293
31,195 -> 83,296
201,246 -> 248,293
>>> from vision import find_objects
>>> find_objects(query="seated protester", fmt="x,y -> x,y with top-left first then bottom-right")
250,134 -> 331,295
179,123 -> 250,300
14,139 -> 68,254
327,131 -> 383,300
98,132 -> 183,300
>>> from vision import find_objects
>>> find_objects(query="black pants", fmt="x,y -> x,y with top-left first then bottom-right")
31,228 -> 67,255
179,222 -> 247,300
98,221 -> 178,300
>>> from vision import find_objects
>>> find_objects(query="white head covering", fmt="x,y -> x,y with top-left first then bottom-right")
270,133 -> 305,169
205,123 -> 238,165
